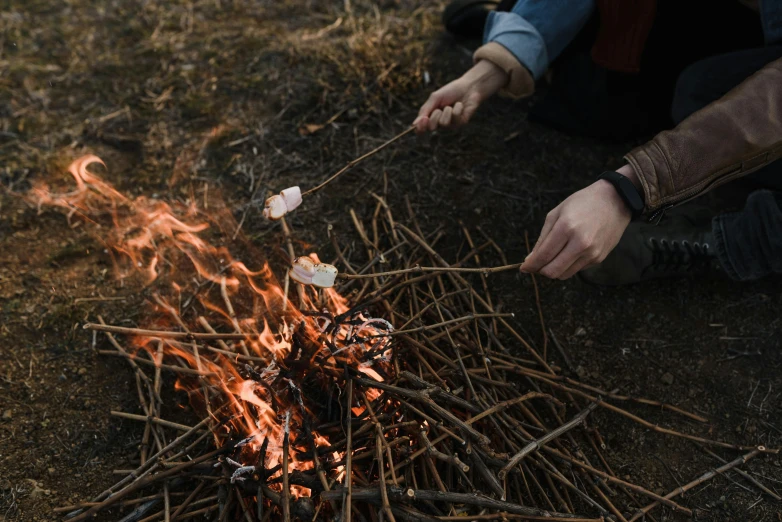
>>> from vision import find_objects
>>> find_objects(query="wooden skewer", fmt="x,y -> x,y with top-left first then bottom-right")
336,263 -> 524,280
301,126 -> 416,196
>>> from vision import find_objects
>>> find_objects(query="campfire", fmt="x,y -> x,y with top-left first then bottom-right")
37,154 -> 776,522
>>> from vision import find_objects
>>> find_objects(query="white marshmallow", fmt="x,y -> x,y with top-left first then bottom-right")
280,186 -> 302,212
311,263 -> 338,288
263,195 -> 288,220
290,256 -> 316,285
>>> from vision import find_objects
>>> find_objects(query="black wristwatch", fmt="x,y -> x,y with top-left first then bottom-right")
598,171 -> 644,219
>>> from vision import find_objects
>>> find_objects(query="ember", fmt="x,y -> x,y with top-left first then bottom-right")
40,156 -> 776,522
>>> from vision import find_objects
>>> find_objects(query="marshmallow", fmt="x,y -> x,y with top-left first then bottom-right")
311,263 -> 338,288
262,195 -> 288,220
280,186 -> 302,212
290,256 -> 316,285
289,256 -> 338,288
263,186 -> 302,220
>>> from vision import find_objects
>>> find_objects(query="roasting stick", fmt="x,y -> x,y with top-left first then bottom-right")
263,126 -> 416,220
302,126 -> 416,196
336,263 -> 524,279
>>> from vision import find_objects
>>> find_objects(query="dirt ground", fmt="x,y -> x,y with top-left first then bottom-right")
1,1 -> 781,521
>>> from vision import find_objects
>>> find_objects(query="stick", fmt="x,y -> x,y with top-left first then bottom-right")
435,512 -> 605,522
345,378 -> 354,522
524,231 -> 548,361
302,126 -> 415,196
698,446 -> 781,500
499,402 -> 599,480
110,411 -> 201,433
337,263 -> 524,280
379,313 -> 514,337
86,323 -> 254,341
282,411 -> 292,522
98,351 -> 217,376
628,450 -> 762,521
510,367 -> 775,452
321,487 -> 586,519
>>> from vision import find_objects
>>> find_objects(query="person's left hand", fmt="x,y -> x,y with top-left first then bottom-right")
521,169 -> 639,280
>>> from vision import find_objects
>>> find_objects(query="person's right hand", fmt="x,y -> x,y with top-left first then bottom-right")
413,60 -> 508,134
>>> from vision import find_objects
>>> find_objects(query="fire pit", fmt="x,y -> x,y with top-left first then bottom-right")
37,156 -> 776,522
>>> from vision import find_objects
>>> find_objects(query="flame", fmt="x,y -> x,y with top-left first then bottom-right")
33,155 -> 394,495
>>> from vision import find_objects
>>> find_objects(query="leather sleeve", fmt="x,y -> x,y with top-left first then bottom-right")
625,57 -> 782,215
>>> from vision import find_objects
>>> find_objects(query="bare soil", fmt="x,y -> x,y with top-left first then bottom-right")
1,1 -> 781,521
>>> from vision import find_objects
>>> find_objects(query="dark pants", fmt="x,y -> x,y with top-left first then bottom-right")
673,47 -> 782,281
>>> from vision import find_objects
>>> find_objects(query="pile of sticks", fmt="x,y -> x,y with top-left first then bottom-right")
57,198 -> 777,522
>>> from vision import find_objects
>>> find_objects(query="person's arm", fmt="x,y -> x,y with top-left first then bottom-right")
521,57 -> 782,280
415,0 -> 595,133
627,57 -> 782,216
520,164 -> 638,279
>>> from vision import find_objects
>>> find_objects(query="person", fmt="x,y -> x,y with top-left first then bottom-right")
414,0 -> 782,284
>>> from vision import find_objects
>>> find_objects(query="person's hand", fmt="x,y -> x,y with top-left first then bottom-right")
413,60 -> 508,133
521,165 -> 641,280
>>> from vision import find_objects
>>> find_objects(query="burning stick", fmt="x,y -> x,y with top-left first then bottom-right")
263,126 -> 415,220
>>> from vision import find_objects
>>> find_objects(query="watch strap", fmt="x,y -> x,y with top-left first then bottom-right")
598,171 -> 645,219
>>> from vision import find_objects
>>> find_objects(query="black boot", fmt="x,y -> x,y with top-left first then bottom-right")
579,206 -> 723,286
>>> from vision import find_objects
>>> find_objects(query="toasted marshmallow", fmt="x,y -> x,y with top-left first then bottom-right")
290,256 -> 316,285
289,255 -> 338,288
263,186 -> 303,220
263,195 -> 288,220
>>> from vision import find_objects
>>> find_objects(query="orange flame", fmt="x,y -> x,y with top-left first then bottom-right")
33,155 -> 393,495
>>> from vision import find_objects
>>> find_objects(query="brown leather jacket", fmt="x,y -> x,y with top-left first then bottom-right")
624,57 -> 782,219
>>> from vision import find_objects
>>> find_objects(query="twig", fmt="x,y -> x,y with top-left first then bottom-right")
283,411 -> 292,522
345,378 -> 354,522
302,126 -> 415,196
337,263 -> 524,280
698,445 -> 781,500
110,411 -> 201,433
628,450 -> 762,521
86,323 -> 255,341
524,231 -> 548,361
321,487 -> 586,519
499,402 -> 599,480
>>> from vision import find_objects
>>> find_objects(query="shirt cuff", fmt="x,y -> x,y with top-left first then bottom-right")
483,11 -> 549,80
473,42 -> 535,99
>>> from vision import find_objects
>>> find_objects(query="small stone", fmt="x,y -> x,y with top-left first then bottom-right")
78,367 -> 88,376
2,409 -> 12,420
660,373 -> 674,385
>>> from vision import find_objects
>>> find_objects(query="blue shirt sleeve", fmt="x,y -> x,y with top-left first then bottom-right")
483,0 -> 595,80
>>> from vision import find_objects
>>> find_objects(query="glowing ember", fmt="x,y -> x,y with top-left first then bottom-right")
33,155 -> 393,495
